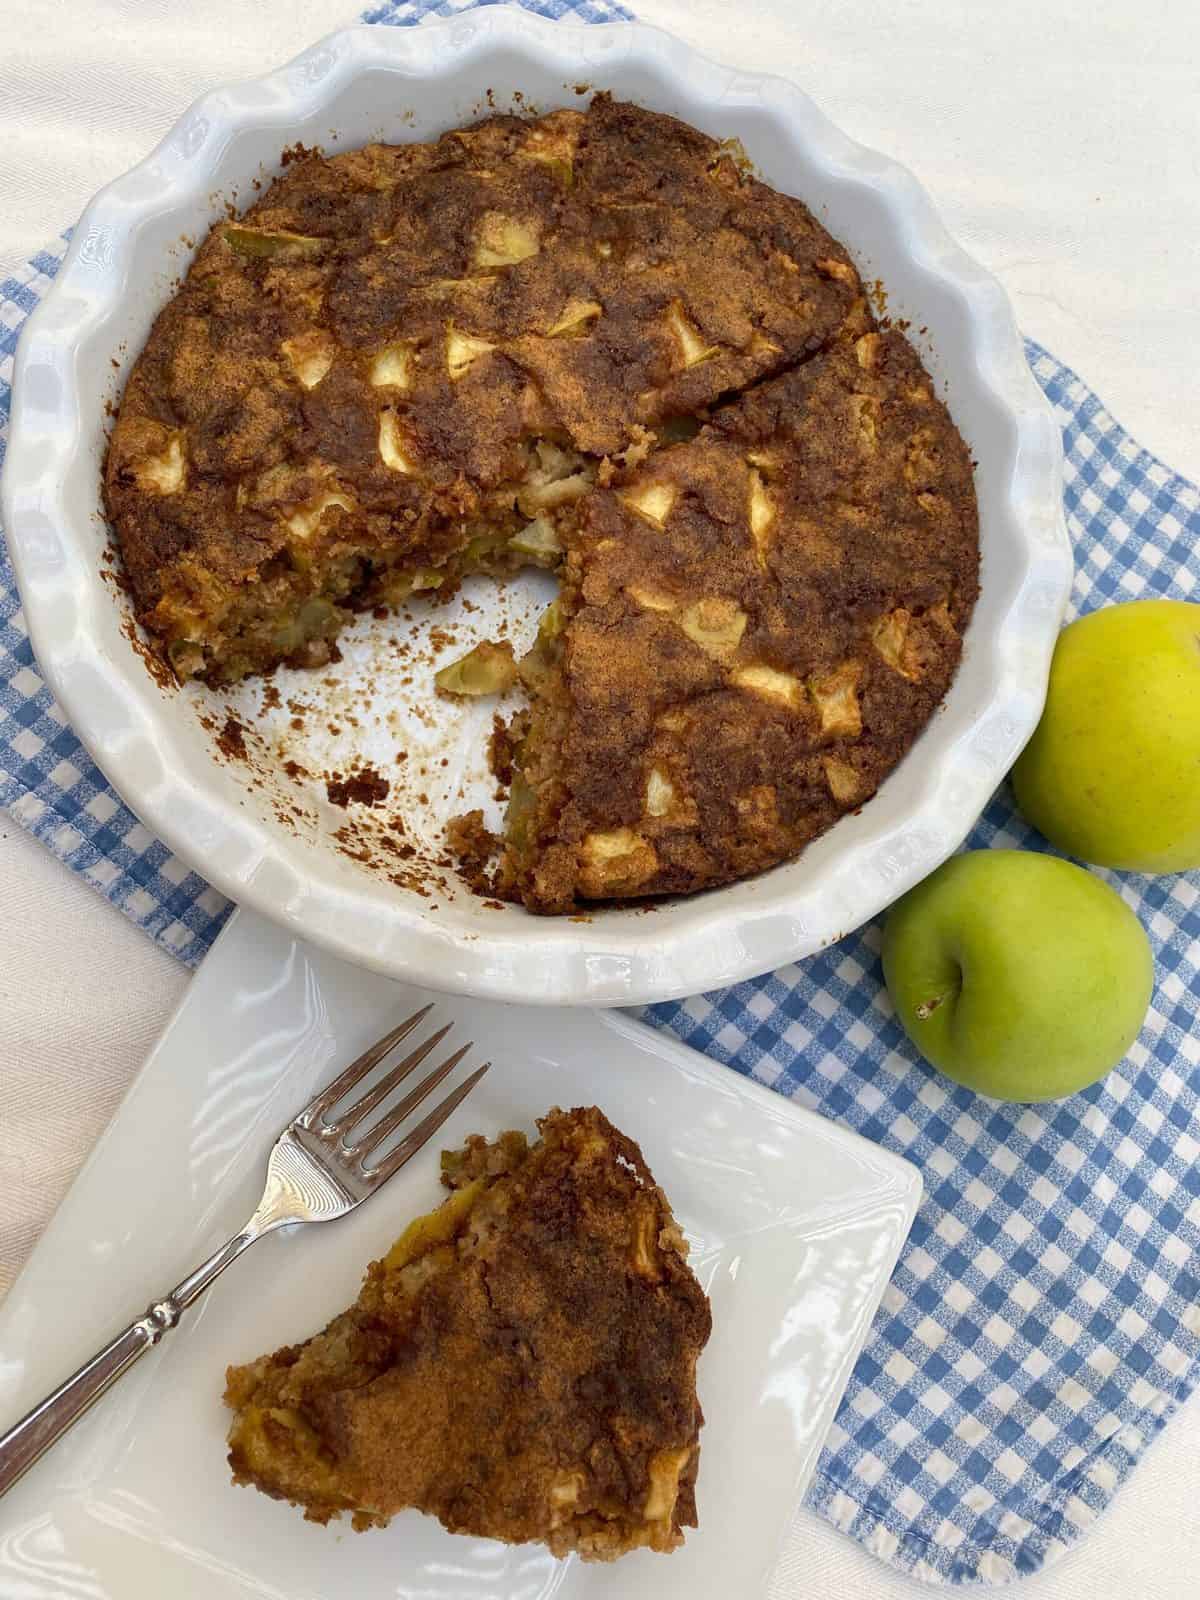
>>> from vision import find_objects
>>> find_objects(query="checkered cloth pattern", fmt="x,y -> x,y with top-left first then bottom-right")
363,0 -> 633,23
2,0 -> 1199,1586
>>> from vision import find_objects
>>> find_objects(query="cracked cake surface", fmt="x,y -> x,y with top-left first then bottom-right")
223,1107 -> 711,1559
104,93 -> 979,912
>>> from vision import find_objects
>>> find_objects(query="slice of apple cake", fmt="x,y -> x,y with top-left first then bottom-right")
498,331 -> 977,910
224,1107 -> 711,1559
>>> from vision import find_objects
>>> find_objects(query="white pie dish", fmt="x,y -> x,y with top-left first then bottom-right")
0,11 -> 1072,1005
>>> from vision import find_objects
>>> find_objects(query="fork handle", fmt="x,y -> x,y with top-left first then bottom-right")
0,1226 -> 260,1499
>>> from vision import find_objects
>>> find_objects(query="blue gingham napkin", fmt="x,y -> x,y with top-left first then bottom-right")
3,0 -> 1200,1586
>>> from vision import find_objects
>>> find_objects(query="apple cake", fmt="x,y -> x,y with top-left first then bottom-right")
104,93 -> 979,912
224,1107 -> 711,1559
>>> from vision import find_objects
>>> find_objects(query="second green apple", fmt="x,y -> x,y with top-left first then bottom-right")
1012,599 -> 1200,873
882,850 -> 1152,1101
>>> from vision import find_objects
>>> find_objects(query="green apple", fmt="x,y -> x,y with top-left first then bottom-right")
1012,599 -> 1200,872
882,850 -> 1152,1101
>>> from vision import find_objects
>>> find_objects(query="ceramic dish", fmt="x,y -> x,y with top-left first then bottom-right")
0,13 -> 1073,1004
0,906 -> 922,1599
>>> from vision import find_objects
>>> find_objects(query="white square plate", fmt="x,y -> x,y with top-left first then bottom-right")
0,909 -> 920,1599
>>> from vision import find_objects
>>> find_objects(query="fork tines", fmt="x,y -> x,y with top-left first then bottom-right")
297,1006 -> 489,1176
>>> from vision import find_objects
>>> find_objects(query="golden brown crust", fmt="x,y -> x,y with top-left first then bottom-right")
104,94 -> 978,911
503,332 -> 978,910
104,95 -> 859,680
224,1108 -> 711,1560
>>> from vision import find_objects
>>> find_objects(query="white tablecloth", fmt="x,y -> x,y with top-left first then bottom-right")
3,3 -> 1198,1594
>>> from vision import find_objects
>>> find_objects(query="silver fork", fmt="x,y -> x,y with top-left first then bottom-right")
0,1004 -> 488,1500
